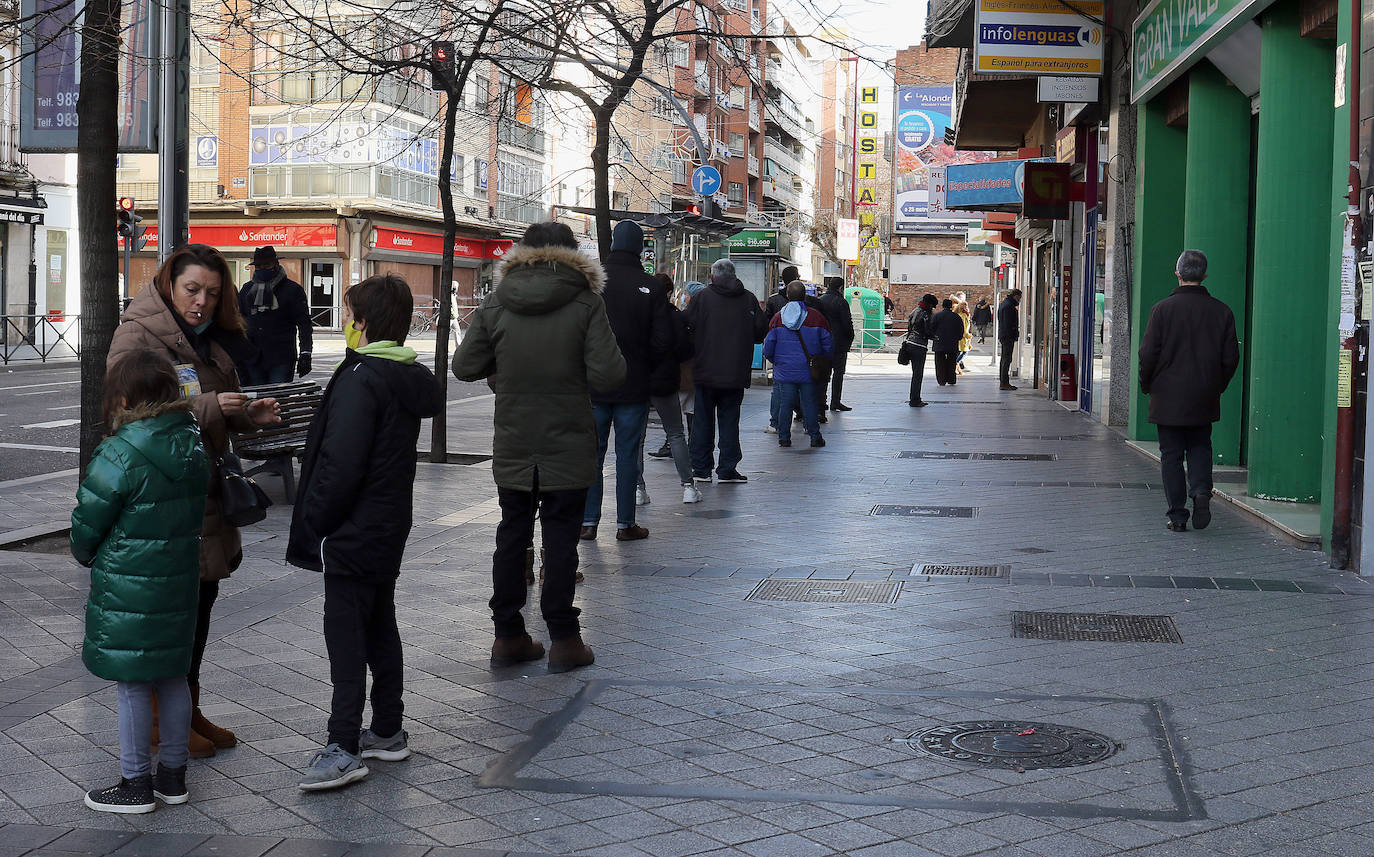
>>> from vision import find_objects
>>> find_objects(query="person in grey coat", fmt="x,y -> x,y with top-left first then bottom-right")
1138,249 -> 1240,532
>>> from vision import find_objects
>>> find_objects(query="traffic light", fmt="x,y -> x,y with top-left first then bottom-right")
117,197 -> 147,251
430,41 -> 456,91
699,199 -> 719,219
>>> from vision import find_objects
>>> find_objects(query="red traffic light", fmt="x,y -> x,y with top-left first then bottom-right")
118,196 -> 135,212
433,46 -> 449,61
685,203 -> 701,215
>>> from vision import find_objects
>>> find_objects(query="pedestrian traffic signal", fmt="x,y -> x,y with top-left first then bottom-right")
116,197 -> 147,251
430,41 -> 456,91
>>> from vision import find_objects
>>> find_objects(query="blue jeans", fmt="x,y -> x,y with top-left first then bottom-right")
585,402 -> 650,528
775,381 -> 820,443
117,677 -> 191,778
690,386 -> 744,475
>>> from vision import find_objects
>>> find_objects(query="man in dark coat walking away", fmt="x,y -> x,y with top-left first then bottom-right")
930,298 -> 965,386
582,221 -> 671,541
1139,249 -> 1240,532
237,246 -> 313,385
817,276 -> 854,411
972,296 -> 993,342
452,222 -> 626,674
997,289 -> 1022,390
687,258 -> 766,483
904,293 -> 937,406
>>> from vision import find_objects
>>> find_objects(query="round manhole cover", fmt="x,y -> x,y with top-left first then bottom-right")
904,721 -> 1117,770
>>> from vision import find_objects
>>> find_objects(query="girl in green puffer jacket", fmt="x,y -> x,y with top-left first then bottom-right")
71,351 -> 211,815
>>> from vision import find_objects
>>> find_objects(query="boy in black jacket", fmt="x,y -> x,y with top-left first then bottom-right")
286,275 -> 444,791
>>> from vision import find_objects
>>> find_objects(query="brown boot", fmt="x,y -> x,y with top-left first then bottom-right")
548,636 -> 595,673
188,727 -> 217,759
491,633 -> 545,667
189,684 -> 237,749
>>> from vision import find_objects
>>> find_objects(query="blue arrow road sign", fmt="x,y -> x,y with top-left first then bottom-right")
691,165 -> 722,196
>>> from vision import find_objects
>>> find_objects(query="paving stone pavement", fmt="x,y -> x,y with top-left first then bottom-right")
1,357 -> 1371,856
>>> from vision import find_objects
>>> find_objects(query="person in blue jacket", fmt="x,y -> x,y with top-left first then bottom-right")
763,280 -> 833,448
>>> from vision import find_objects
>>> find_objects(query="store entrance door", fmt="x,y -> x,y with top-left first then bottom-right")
308,261 -> 339,328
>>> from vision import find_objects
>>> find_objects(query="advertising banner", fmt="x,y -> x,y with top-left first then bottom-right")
20,0 -> 160,152
725,228 -> 780,255
837,219 -> 860,263
893,86 -> 998,234
945,158 -> 1052,209
122,224 -> 339,253
974,0 -> 1104,76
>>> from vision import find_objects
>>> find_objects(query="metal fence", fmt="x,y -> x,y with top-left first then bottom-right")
0,315 -> 80,365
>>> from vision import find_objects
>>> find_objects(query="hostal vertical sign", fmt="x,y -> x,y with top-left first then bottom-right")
855,84 -> 881,256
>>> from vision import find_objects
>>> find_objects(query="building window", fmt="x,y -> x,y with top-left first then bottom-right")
728,182 -> 744,204
729,133 -> 745,155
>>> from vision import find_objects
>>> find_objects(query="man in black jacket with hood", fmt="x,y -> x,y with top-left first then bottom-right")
997,289 -> 1022,390
687,258 -> 766,482
237,246 -> 314,385
1139,249 -> 1240,532
581,221 -> 671,542
817,277 -> 854,411
286,274 -> 443,790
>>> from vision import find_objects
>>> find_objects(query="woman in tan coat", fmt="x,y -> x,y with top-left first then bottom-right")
108,243 -> 280,757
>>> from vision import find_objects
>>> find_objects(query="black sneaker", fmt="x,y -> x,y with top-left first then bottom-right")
86,775 -> 155,814
832,403 -> 852,411
1192,495 -> 1211,530
153,763 -> 188,805
648,443 -> 671,458
818,413 -> 828,424
810,437 -> 826,448
716,471 -> 748,483
1166,520 -> 1188,532
692,471 -> 713,482
778,438 -> 792,448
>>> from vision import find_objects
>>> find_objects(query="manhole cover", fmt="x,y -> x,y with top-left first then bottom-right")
1012,611 -> 1183,643
896,451 -> 974,460
912,563 -> 1008,578
747,579 -> 902,604
871,505 -> 977,518
900,721 -> 1118,769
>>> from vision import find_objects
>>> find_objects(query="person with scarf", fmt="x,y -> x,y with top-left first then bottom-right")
237,246 -> 313,385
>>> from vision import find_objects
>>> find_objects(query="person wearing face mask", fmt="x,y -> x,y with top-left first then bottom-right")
108,243 -> 282,760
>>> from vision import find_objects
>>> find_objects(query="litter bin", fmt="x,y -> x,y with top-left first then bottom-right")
847,287 -> 885,349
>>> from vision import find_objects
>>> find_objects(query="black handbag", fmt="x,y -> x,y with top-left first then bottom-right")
216,449 -> 272,527
897,340 -> 912,365
792,327 -> 832,384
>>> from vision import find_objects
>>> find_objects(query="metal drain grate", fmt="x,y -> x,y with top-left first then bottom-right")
913,563 -> 1009,578
1012,611 -> 1183,643
871,505 -> 978,518
896,451 -> 974,460
747,579 -> 902,603
1013,547 -> 1054,554
976,452 -> 1057,461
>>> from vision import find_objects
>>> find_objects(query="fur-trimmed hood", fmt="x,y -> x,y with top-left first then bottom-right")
497,244 -> 605,293
109,398 -> 193,431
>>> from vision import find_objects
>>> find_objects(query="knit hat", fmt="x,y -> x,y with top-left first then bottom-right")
609,220 -> 644,254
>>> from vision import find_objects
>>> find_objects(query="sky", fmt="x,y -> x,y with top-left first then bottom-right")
839,0 -> 929,56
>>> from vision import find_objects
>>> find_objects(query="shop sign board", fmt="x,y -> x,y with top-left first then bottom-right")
893,85 -> 999,234
1060,264 -> 1073,350
1037,76 -> 1100,102
945,158 -> 1052,209
725,228 -> 780,255
974,0 -> 1105,76
1131,0 -> 1276,103
373,228 -> 513,260
20,0 -> 160,152
121,224 -> 339,252
837,219 -> 860,263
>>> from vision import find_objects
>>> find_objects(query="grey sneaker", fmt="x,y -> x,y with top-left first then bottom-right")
359,728 -> 412,761
298,743 -> 369,791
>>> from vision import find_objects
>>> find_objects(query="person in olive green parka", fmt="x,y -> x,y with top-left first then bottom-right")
453,221 -> 625,675
72,351 -> 210,814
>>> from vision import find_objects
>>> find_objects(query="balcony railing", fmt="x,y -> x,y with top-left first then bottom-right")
0,123 -> 25,172
764,138 -> 804,176
498,121 -> 546,153
748,154 -> 759,175
496,196 -> 546,224
748,107 -> 760,130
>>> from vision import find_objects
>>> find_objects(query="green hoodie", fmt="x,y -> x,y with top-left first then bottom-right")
334,340 -> 417,369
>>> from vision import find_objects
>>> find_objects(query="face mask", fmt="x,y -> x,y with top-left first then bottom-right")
194,320 -> 212,334
345,321 -> 362,350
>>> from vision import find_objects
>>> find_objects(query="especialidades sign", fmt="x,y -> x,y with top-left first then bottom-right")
974,0 -> 1104,76
1131,0 -> 1275,103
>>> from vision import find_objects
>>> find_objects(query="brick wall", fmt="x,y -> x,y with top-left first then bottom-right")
219,19 -> 253,201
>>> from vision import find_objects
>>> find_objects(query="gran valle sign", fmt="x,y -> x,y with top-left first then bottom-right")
1132,0 -> 1276,102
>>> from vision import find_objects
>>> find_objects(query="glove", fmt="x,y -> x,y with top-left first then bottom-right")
296,353 -> 312,377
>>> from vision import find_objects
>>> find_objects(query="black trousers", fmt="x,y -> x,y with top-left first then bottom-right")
824,349 -> 849,408
998,338 -> 1015,386
493,471 -> 585,642
907,345 -> 928,404
324,576 -> 403,754
1157,424 -> 1214,525
187,580 -> 218,686
934,351 -> 958,386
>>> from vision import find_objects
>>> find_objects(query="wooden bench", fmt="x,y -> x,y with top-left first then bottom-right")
233,381 -> 323,504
